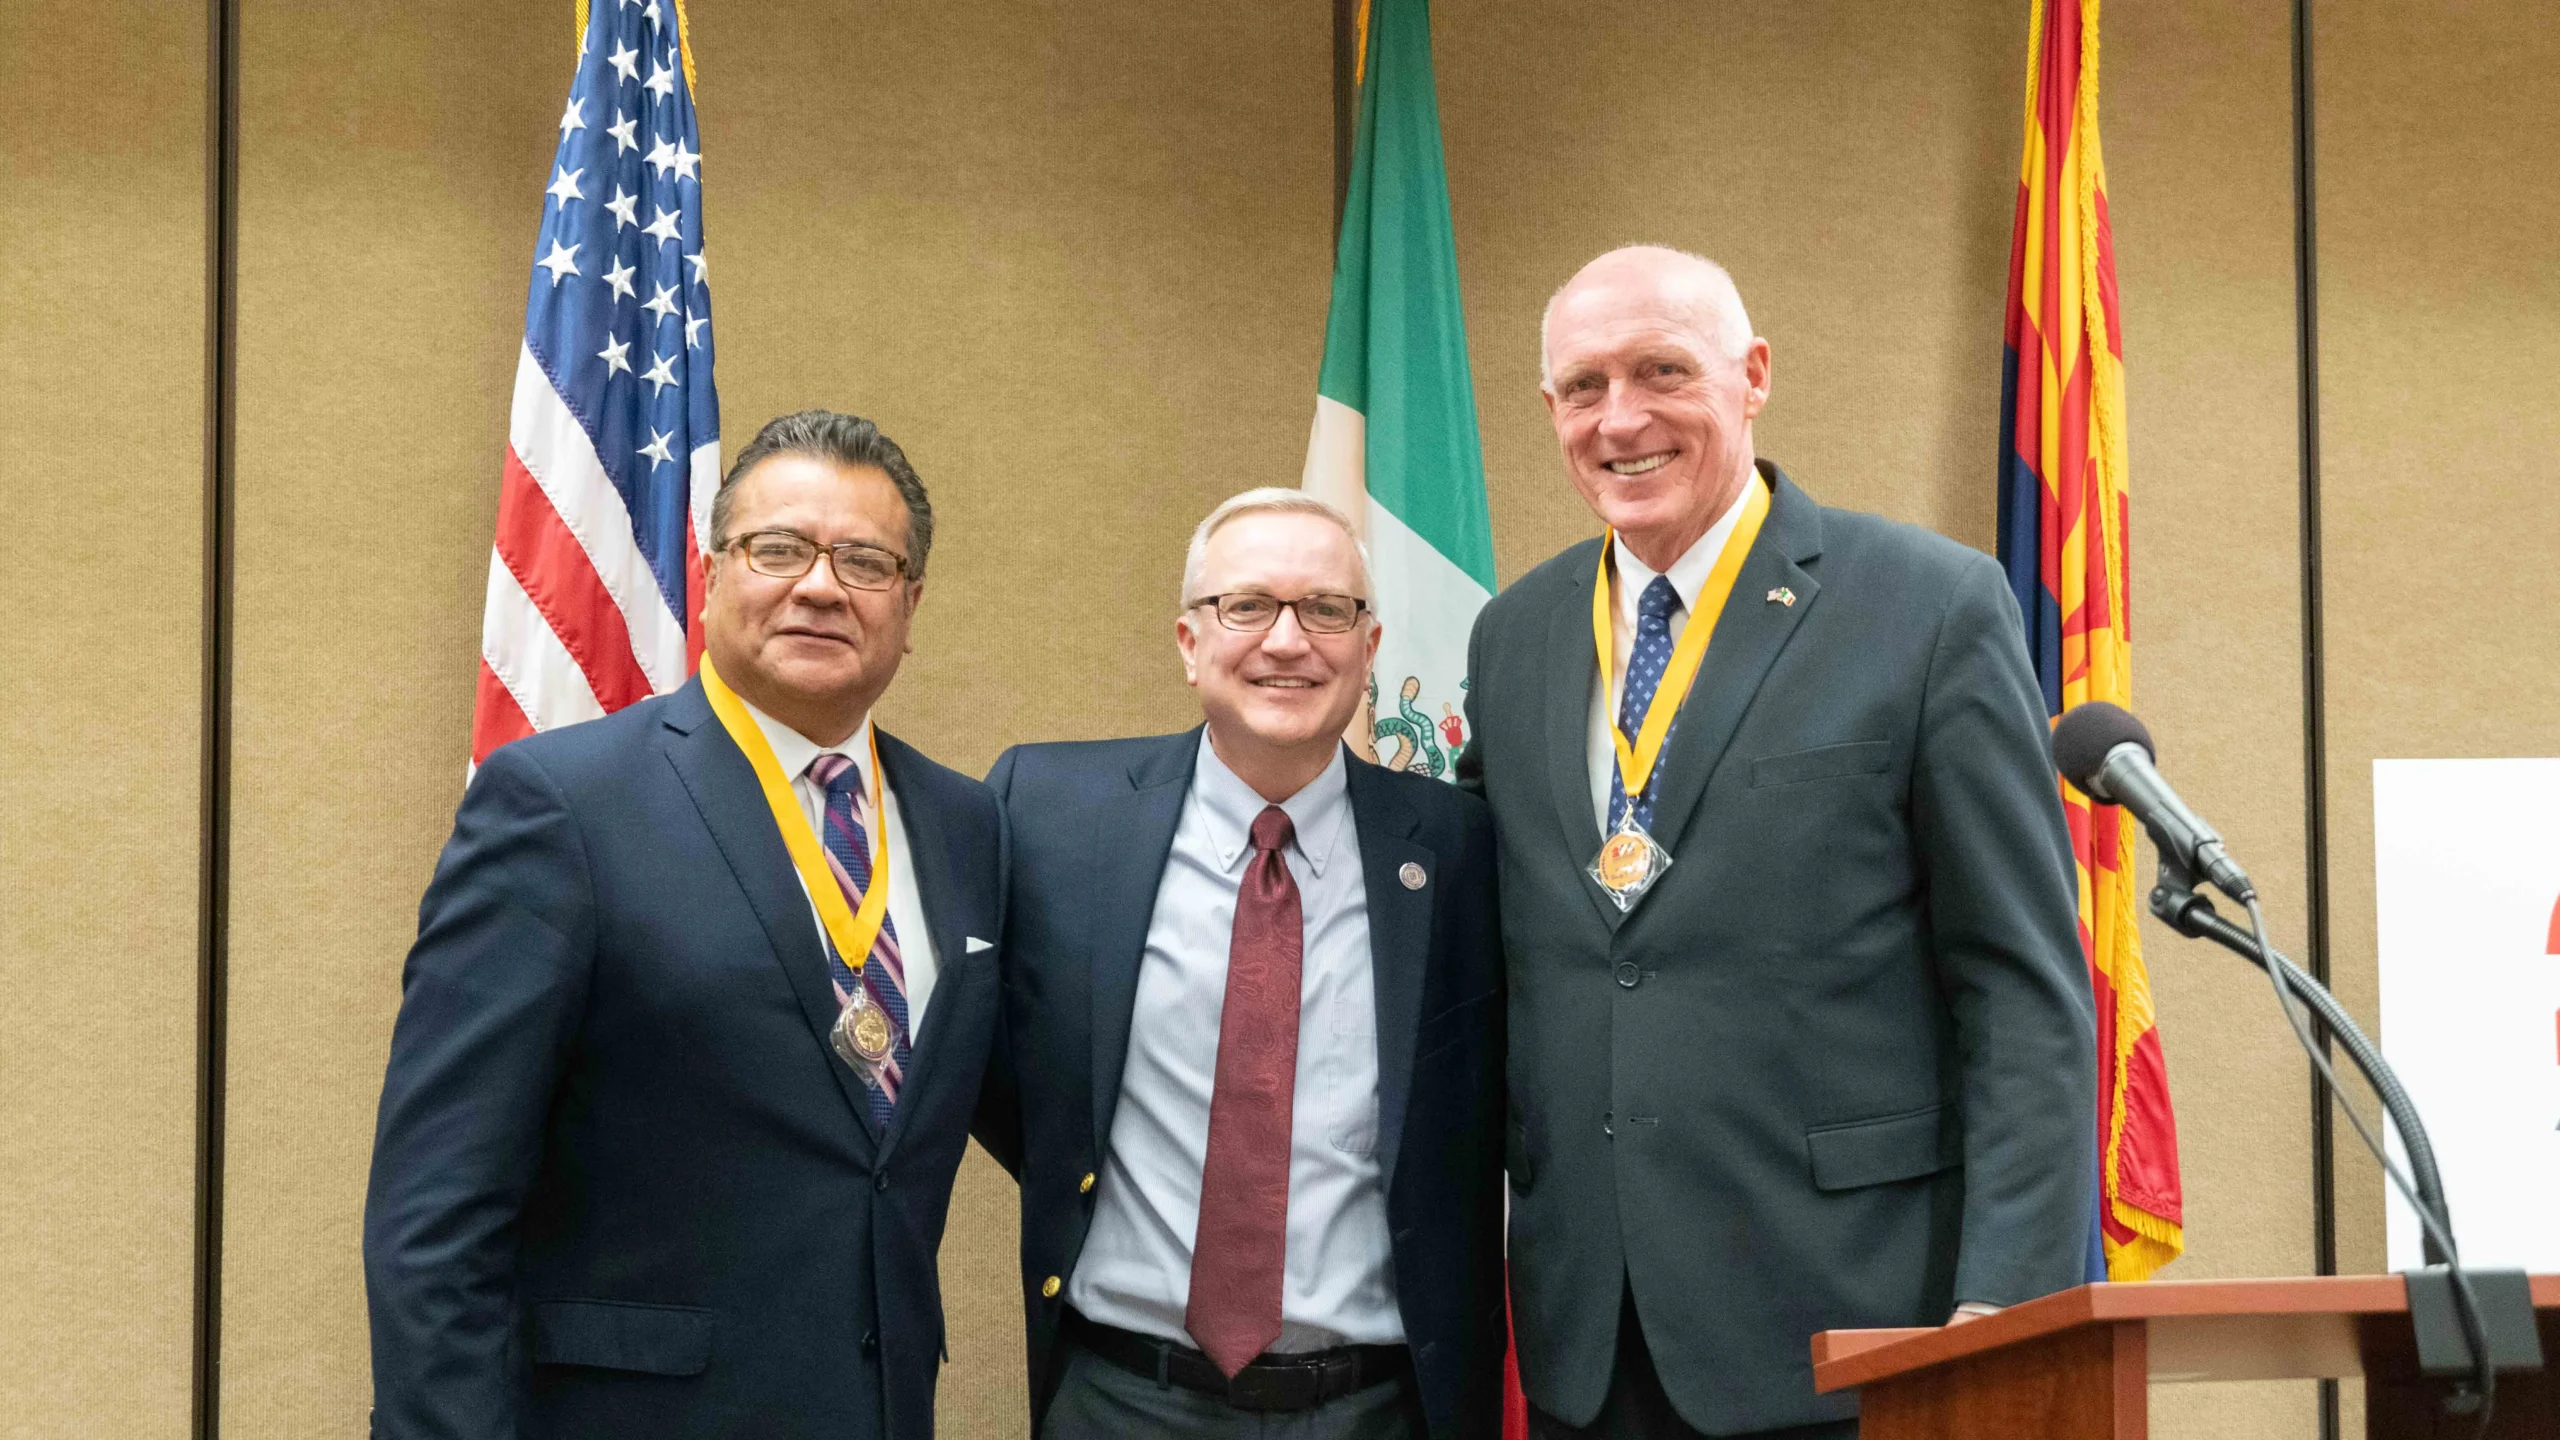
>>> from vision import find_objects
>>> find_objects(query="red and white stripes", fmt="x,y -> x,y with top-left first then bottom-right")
472,343 -> 714,766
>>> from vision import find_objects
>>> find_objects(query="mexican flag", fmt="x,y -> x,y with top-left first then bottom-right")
1302,0 -> 1494,779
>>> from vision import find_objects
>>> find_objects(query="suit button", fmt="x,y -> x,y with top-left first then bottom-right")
1079,1172 -> 1096,1194
861,1330 -> 879,1355
876,1170 -> 891,1192
1041,1276 -> 1062,1299
1615,961 -> 1640,989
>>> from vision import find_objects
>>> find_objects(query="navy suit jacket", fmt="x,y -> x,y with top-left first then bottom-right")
973,731 -> 1507,1439
364,676 -> 1005,1440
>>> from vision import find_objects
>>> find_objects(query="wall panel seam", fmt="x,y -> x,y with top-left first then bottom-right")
2291,1 -> 2339,1437
194,0 -> 239,1434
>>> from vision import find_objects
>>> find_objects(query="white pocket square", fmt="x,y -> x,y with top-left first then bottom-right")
965,936 -> 994,954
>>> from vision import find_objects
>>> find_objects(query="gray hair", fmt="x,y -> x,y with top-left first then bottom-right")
1538,245 -> 1755,388
710,410 -> 934,580
1179,488 -> 1373,608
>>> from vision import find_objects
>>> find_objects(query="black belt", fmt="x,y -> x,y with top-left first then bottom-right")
1064,1309 -> 1410,1413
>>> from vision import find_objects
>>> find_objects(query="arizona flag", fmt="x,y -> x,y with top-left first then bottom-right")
472,0 -> 719,765
1995,0 -> 2183,1281
1301,0 -> 1495,779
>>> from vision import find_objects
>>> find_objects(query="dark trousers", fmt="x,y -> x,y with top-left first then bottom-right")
1526,1294 -> 1856,1440
1039,1329 -> 1428,1440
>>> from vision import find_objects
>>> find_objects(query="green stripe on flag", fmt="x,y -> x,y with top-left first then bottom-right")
1316,0 -> 1494,592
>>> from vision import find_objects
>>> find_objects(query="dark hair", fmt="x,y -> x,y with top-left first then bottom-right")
710,410 -> 934,579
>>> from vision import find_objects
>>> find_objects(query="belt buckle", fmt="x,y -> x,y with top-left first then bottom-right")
1225,1352 -> 1326,1413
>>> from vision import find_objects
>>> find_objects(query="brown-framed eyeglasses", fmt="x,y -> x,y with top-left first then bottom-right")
729,530 -> 910,591
1188,592 -> 1370,635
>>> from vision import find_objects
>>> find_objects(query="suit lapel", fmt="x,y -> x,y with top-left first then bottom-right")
658,678 -> 882,1154
1345,758 -> 1432,1188
1088,731 -> 1200,1149
1539,543 -> 1621,929
873,730 -> 969,1163
1641,464 -> 1826,866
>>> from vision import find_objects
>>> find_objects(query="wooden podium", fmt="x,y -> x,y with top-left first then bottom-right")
1811,1275 -> 2560,1438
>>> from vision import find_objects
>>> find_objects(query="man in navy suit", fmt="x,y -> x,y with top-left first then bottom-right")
364,410 -> 1004,1439
975,490 -> 1507,1440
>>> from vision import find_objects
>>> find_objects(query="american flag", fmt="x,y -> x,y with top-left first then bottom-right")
473,0 -> 718,764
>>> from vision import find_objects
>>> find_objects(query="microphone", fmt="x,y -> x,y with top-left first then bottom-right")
2050,702 -> 2256,902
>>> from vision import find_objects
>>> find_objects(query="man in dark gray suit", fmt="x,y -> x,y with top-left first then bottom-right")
1457,245 -> 2097,1439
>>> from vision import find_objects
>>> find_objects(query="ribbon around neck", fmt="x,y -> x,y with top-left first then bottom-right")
1591,476 -> 1772,806
700,656 -> 890,979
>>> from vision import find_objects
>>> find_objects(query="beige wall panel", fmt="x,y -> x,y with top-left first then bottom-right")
1433,0 -> 2025,570
0,4 -> 206,1437
2106,0 -> 2318,1434
2312,0 -> 2560,1303
218,2 -> 1328,1436
222,1 -> 560,1430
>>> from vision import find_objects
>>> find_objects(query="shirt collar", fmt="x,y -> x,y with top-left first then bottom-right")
1191,729 -> 1350,876
1610,472 -> 1758,625
740,694 -> 876,792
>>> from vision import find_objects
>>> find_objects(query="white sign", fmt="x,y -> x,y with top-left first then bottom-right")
2373,758 -> 2560,1272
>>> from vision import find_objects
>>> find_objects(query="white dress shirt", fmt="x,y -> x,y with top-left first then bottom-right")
1586,481 -> 1759,832
739,698 -> 941,1034
1068,733 -> 1403,1351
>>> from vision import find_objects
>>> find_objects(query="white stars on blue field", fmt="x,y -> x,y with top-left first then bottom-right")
522,0 -> 717,619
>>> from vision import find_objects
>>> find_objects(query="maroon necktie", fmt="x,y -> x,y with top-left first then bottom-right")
1185,804 -> 1303,1376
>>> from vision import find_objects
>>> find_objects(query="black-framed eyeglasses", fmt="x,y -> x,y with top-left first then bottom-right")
729,530 -> 910,591
1188,592 -> 1370,635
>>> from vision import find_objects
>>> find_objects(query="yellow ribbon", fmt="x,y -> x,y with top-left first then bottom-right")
1591,476 -> 1773,805
700,656 -> 889,978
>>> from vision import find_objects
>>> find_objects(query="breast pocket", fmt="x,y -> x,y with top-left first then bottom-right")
1325,988 -> 1380,1155
1749,740 -> 1893,788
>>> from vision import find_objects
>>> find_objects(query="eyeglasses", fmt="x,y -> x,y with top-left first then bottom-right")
1188,593 -> 1370,635
729,530 -> 910,591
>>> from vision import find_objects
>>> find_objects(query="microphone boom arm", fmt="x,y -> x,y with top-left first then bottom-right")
2145,851 -> 2451,1267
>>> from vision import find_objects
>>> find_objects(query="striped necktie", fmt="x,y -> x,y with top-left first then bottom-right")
807,752 -> 911,1125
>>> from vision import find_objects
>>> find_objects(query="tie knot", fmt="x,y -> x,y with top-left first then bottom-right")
807,752 -> 857,795
1638,575 -> 1681,624
1249,805 -> 1294,855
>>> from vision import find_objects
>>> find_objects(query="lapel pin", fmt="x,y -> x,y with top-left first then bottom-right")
1399,862 -> 1427,890
1766,586 -> 1796,608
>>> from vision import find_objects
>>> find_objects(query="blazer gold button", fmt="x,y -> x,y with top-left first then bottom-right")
1041,1276 -> 1062,1298
1079,1172 -> 1096,1194
1399,862 -> 1426,890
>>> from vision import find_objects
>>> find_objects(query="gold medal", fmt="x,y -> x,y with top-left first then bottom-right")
831,991 -> 895,1068
1587,818 -> 1672,912
1583,477 -> 1772,914
701,657 -> 900,1080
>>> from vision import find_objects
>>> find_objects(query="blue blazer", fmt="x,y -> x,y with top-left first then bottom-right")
973,731 -> 1508,1440
364,676 -> 1005,1440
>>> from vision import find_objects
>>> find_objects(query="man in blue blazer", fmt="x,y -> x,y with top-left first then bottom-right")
974,490 -> 1507,1440
364,411 -> 1003,1439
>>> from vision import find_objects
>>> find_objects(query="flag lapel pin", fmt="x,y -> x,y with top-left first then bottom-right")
1766,586 -> 1796,608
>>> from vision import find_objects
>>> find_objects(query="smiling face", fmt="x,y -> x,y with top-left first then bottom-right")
701,453 -> 922,745
1177,508 -> 1381,781
1542,251 -> 1771,567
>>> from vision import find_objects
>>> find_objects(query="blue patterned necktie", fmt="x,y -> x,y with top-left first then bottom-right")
807,752 -> 912,1127
1608,575 -> 1684,833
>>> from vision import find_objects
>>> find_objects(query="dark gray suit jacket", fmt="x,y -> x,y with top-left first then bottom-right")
1457,463 -> 2097,1434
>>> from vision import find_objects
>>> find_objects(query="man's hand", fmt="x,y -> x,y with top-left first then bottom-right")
1946,1301 -> 2004,1327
